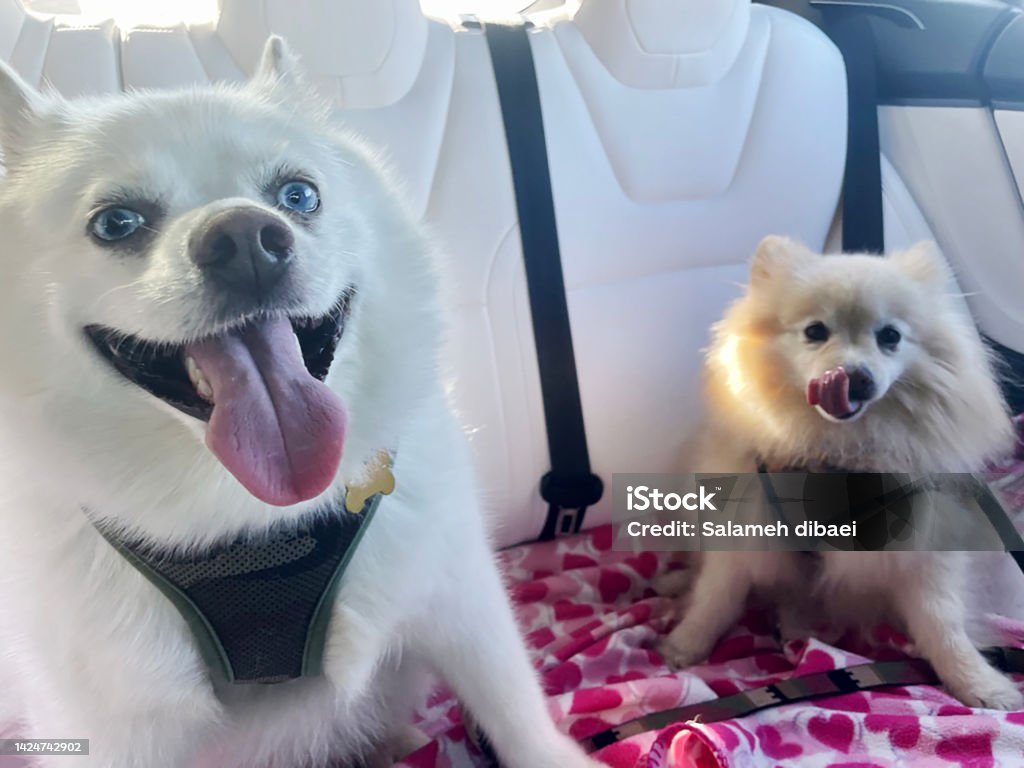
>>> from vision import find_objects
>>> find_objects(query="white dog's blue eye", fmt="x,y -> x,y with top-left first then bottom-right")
277,180 -> 320,213
91,207 -> 145,242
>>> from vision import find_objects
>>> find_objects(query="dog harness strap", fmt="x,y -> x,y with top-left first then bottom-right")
757,463 -> 1024,562
578,653 -> 1024,752
755,462 -> 939,550
970,472 -> 1024,575
89,452 -> 395,685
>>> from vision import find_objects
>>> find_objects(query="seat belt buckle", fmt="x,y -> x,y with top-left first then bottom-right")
539,471 -> 604,539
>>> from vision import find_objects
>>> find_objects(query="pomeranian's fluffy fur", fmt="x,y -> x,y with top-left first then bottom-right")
0,38 -> 600,768
658,236 -> 1023,710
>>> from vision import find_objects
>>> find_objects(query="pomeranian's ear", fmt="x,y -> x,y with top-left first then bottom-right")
251,35 -> 307,92
750,236 -> 816,287
0,59 -> 48,166
891,241 -> 953,286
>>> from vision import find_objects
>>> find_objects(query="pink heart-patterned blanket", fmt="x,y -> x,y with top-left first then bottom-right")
399,436 -> 1024,768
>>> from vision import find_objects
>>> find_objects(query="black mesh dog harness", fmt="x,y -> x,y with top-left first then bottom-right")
89,451 -> 395,685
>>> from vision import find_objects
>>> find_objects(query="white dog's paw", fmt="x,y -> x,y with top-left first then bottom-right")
946,667 -> 1024,711
657,632 -> 712,670
554,745 -> 606,768
362,724 -> 431,767
652,569 -> 693,597
530,733 -> 606,768
558,753 -> 606,768
543,755 -> 604,768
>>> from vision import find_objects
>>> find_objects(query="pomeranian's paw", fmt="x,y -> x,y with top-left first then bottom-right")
776,602 -> 817,645
658,631 -> 712,670
947,667 -> 1024,711
652,569 -> 694,597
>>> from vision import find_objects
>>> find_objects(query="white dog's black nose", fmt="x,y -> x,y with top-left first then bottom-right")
191,208 -> 294,296
847,367 -> 877,402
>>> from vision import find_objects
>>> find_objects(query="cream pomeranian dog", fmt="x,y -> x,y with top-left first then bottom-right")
657,236 -> 1023,710
0,38 -> 601,768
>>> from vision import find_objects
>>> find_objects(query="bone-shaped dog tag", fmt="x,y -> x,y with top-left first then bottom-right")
344,450 -> 395,514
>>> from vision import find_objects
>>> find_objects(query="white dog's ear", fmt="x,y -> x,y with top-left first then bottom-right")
0,59 -> 48,165
252,35 -> 306,91
249,36 -> 326,115
750,236 -> 816,286
892,241 -> 953,286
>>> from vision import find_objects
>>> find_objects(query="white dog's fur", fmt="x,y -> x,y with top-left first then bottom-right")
0,38 -> 601,768
658,236 -> 1024,710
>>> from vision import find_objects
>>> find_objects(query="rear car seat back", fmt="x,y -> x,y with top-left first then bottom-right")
528,0 -> 847,535
0,0 -> 943,546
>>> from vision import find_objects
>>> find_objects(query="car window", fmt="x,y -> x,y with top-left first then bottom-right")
23,0 -> 218,25
22,0 -> 560,25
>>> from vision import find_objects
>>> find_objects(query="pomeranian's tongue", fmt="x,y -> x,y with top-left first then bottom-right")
806,366 -> 855,418
185,317 -> 346,506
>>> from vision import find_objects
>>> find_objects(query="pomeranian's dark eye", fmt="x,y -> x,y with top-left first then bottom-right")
277,180 -> 320,214
90,207 -> 145,242
804,321 -> 830,343
877,325 -> 902,349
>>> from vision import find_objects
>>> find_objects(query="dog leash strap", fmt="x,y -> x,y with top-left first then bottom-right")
578,651 -> 1024,752
579,659 -> 939,752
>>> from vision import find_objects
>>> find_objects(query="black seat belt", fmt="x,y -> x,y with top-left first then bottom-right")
482,20 -> 603,540
824,12 -> 885,254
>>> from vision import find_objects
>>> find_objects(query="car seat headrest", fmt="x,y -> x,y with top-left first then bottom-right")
573,0 -> 750,88
216,0 -> 428,107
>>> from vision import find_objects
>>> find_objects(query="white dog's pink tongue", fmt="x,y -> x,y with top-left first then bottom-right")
807,367 -> 854,418
185,318 -> 346,506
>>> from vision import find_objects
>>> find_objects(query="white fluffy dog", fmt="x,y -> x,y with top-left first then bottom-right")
0,38 -> 600,768
658,236 -> 1024,710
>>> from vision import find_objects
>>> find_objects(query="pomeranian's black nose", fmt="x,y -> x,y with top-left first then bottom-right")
191,208 -> 294,296
847,367 -> 877,402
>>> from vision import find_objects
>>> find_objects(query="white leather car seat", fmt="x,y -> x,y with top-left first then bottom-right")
0,0 -> 943,546
527,0 -> 847,533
